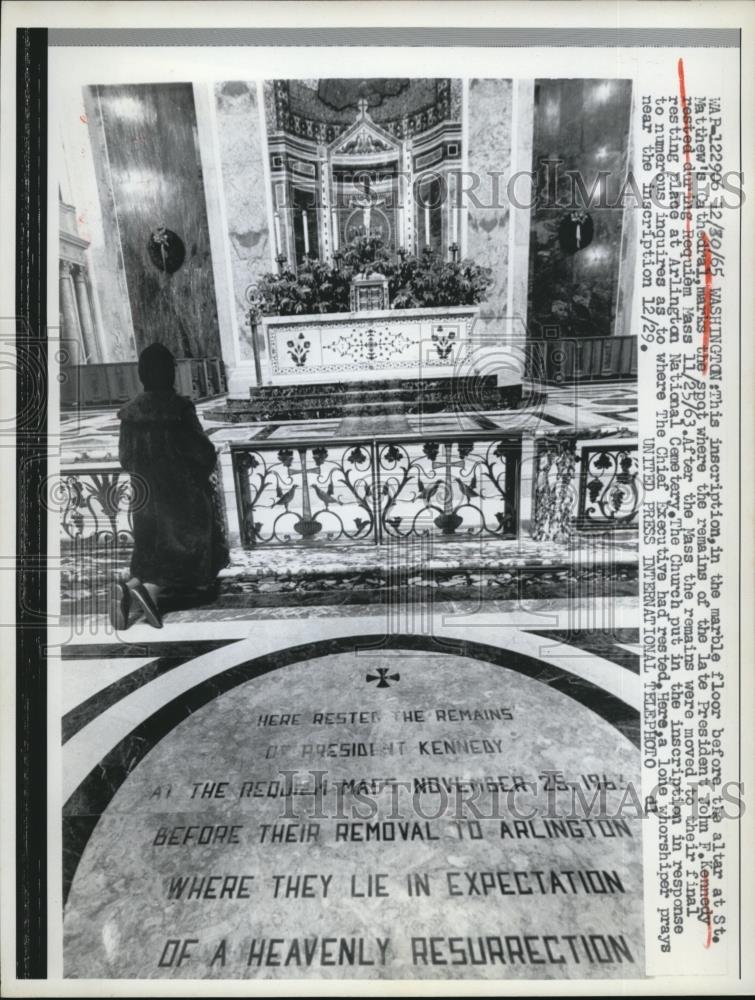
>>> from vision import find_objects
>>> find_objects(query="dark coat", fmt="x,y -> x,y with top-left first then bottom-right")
118,390 -> 229,589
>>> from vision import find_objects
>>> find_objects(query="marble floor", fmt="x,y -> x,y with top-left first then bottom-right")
57,594 -> 644,981
56,379 -> 642,980
59,382 -> 638,464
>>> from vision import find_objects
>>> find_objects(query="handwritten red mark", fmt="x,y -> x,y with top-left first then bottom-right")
700,868 -> 713,948
79,114 -> 88,125
677,58 -> 693,254
700,231 -> 712,375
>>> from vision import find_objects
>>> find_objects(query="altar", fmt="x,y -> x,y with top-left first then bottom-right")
258,306 -> 480,386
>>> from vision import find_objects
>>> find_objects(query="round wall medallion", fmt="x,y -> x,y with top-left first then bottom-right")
558,211 -> 594,254
147,226 -> 186,274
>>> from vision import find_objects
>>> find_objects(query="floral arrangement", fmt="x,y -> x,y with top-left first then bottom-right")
253,235 -> 493,317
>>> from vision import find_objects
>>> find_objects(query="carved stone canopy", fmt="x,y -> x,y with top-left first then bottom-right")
329,99 -> 400,161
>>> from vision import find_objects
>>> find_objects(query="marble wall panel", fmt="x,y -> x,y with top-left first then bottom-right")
527,79 -> 633,340
94,84 -> 222,360
214,81 -> 272,362
75,88 -> 137,362
466,79 -> 513,345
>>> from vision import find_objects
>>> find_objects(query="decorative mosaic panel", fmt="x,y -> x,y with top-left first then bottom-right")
263,307 -> 478,383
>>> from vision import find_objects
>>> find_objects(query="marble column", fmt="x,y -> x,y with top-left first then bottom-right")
73,265 -> 99,363
60,261 -> 84,360
506,80 -> 535,360
518,431 -> 537,537
213,81 -> 272,386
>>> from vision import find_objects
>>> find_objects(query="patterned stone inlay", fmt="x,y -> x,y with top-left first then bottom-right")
265,309 -> 477,382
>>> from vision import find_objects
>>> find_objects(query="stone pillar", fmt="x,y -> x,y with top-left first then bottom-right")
217,443 -> 241,548
506,80 -> 535,361
212,80 -> 274,395
530,436 -> 578,542
517,432 -> 537,537
60,261 -> 84,359
73,265 -> 99,363
402,140 -> 414,254
318,147 -> 333,262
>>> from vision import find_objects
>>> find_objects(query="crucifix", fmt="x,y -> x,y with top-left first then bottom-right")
431,442 -> 466,534
282,447 -> 324,538
350,173 -> 385,233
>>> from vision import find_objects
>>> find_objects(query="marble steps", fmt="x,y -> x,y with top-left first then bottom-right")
205,377 -> 525,423
61,542 -> 638,613
214,560 -> 639,607
252,375 -> 496,394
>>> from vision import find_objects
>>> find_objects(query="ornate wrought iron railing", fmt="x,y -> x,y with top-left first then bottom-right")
576,442 -> 640,529
533,438 -> 640,541
57,437 -> 638,555
230,433 -> 521,547
58,463 -> 140,547
57,463 -> 228,548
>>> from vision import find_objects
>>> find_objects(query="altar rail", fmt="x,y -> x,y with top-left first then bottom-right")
576,442 -> 640,529
60,357 -> 227,408
230,433 -> 521,547
59,464 -> 138,547
526,336 -> 637,384
57,438 -> 640,553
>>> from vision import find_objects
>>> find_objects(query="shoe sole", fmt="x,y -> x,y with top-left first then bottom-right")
131,586 -> 163,629
108,581 -> 130,630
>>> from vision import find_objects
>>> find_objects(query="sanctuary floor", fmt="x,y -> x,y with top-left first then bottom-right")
60,382 -> 638,464
57,379 -> 643,980
57,594 -> 645,980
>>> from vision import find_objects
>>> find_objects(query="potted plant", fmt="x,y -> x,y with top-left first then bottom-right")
254,236 -> 493,317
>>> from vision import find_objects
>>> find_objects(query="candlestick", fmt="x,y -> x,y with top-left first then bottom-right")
451,174 -> 458,244
331,210 -> 339,250
302,210 -> 310,255
273,211 -> 282,256
424,205 -> 430,247
449,242 -> 460,263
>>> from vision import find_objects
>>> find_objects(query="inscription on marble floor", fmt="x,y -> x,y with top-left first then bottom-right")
64,651 -> 644,979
